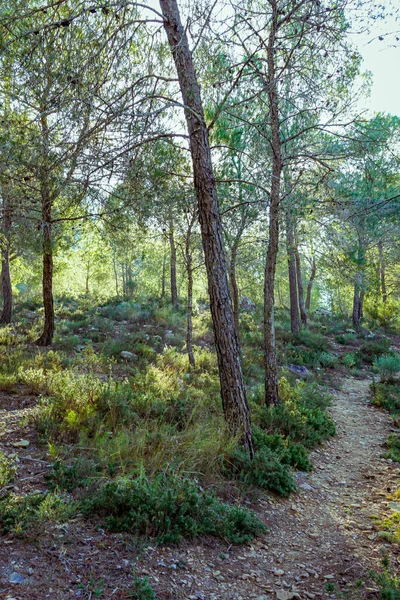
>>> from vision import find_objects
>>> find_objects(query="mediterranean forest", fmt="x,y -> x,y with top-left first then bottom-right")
0,1 -> 399,599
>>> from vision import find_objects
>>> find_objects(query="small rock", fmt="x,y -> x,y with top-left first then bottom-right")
9,572 -> 25,584
274,569 -> 285,576
12,440 -> 29,448
299,483 -> 312,491
120,351 -> 137,361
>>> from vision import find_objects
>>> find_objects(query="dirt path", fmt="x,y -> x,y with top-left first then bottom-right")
0,377 -> 399,600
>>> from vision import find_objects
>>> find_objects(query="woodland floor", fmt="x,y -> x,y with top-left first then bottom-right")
0,374 -> 399,600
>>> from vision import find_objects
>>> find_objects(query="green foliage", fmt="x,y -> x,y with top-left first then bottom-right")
371,382 -> 400,416
335,333 -> 357,345
374,354 -> 400,383
46,457 -> 100,492
294,331 -> 329,351
384,433 -> 400,463
226,447 -> 296,497
365,298 -> 400,331
128,576 -> 156,600
341,352 -> 362,369
0,492 -> 76,538
81,473 -> 265,544
360,338 -> 392,365
0,451 -> 16,488
260,378 -> 336,449
0,325 -> 16,346
317,352 -> 338,368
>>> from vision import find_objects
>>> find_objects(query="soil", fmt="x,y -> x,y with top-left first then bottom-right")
0,376 -> 399,600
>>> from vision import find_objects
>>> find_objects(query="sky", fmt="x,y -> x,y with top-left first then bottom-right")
356,36 -> 400,116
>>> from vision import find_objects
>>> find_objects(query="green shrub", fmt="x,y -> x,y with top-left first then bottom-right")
384,434 -> 400,463
226,446 -> 296,496
294,331 -> 329,351
371,382 -> 400,416
0,325 -> 16,346
260,378 -> 336,448
360,338 -> 392,364
318,352 -> 338,368
335,333 -> 357,346
128,576 -> 156,600
46,457 -> 101,492
374,354 -> 400,383
342,352 -> 361,369
252,427 -> 312,471
0,492 -> 76,538
365,298 -> 400,330
81,473 -> 265,544
0,452 -> 16,488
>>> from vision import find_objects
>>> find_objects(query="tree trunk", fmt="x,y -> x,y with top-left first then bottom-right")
36,199 -> 55,346
85,263 -> 90,296
0,189 -> 12,324
185,214 -> 196,368
305,257 -> 316,312
286,214 -> 300,334
159,0 -> 253,455
264,0 -> 281,407
112,250 -> 119,298
352,236 -> 365,330
352,279 -> 362,330
294,245 -> 307,327
378,241 -> 387,303
161,235 -> 167,300
169,221 -> 179,308
229,242 -> 240,338
36,113 -> 55,347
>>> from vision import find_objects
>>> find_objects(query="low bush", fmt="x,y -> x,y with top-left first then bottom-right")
374,354 -> 400,383
128,576 -> 156,600
360,338 -> 392,365
318,352 -> 338,368
294,330 -> 329,352
384,433 -> 400,463
0,492 -> 76,538
371,382 -> 400,416
81,473 -> 266,544
0,452 -> 16,488
260,378 -> 336,449
226,446 -> 296,497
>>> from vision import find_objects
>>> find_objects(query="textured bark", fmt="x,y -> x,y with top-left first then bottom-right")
161,236 -> 167,300
305,257 -> 316,312
36,114 -> 55,347
352,234 -> 365,330
185,211 -> 196,368
286,214 -> 300,334
264,0 -> 281,407
0,190 -> 12,324
229,242 -> 240,337
169,221 -> 179,308
295,243 -> 307,327
378,241 -> 387,303
112,251 -> 119,297
159,0 -> 253,455
36,199 -> 55,346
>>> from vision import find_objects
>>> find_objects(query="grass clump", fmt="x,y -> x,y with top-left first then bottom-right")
81,472 -> 265,544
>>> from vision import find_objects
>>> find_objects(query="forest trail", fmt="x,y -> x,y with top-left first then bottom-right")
0,375 -> 399,600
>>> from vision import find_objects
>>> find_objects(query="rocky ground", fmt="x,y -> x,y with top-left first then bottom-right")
0,375 -> 399,600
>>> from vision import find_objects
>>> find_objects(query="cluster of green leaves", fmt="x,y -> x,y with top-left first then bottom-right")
80,472 -> 265,544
